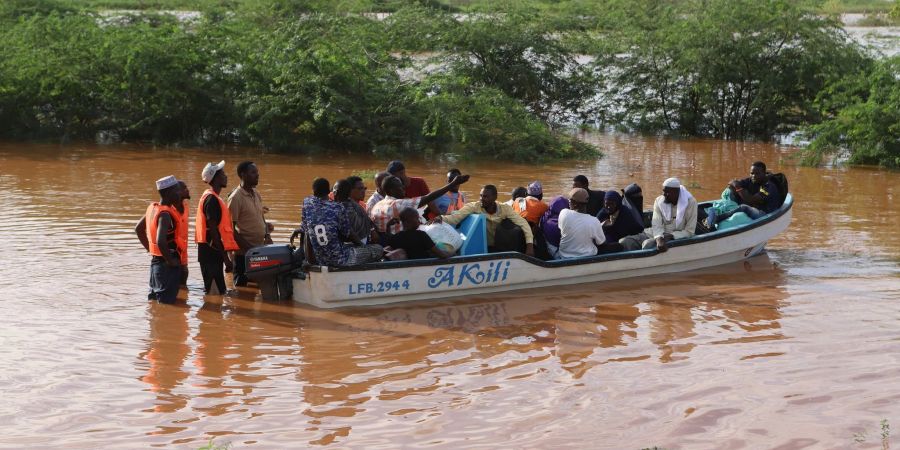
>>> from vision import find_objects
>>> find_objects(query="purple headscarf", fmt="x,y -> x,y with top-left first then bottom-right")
540,196 -> 569,247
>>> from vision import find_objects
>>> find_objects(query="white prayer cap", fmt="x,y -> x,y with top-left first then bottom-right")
156,175 -> 178,191
201,160 -> 225,183
662,177 -> 681,188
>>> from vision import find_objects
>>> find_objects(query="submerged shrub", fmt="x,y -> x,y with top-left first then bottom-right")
803,57 -> 900,168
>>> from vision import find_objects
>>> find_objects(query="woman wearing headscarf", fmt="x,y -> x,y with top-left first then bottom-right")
596,191 -> 644,253
539,196 -> 569,259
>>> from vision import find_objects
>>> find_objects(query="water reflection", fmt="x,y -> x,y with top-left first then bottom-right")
139,302 -> 190,414
2,135 -> 895,448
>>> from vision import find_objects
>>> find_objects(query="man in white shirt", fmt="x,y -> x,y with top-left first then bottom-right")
620,177 -> 697,252
557,188 -> 606,259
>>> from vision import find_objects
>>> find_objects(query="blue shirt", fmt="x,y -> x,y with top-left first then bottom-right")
433,192 -> 465,214
301,196 -> 352,266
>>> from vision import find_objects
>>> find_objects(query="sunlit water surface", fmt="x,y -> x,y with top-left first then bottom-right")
0,133 -> 897,449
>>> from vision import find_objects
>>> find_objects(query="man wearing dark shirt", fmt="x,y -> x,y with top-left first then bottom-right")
387,208 -> 452,260
718,161 -> 780,222
573,175 -> 606,217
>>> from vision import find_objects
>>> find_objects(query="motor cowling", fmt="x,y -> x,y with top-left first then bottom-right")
244,244 -> 305,301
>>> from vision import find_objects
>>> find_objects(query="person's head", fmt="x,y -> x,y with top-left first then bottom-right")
382,175 -> 405,198
480,184 -> 499,209
568,188 -> 589,212
346,175 -> 365,202
156,175 -> 180,204
399,207 -> 420,231
750,161 -> 768,185
662,178 -> 681,205
386,160 -> 409,187
604,190 -> 622,215
334,179 -> 352,202
374,171 -> 389,195
527,181 -> 543,201
312,177 -> 331,199
178,180 -> 190,201
510,186 -> 527,201
201,160 -> 227,189
447,168 -> 462,192
573,175 -> 589,190
236,161 -> 259,188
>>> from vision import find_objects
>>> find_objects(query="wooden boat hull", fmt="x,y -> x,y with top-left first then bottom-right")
293,194 -> 793,308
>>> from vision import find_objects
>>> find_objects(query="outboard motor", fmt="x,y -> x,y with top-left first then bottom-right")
244,244 -> 305,301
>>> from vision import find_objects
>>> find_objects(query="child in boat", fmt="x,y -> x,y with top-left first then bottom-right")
386,208 -> 453,260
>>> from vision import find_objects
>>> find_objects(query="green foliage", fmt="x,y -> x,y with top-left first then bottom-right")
0,7 -> 596,160
804,57 -> 900,168
415,74 -> 597,160
197,438 -> 231,450
441,9 -> 598,123
595,0 -> 867,140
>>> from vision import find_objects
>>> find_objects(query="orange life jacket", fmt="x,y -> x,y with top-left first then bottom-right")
512,197 -> 548,224
444,192 -> 466,213
176,201 -> 189,264
195,189 -> 239,251
145,202 -> 186,260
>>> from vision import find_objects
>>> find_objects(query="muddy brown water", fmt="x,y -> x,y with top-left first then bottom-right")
0,133 -> 898,449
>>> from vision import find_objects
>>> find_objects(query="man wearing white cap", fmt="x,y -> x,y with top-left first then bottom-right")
135,175 -> 185,303
619,177 -> 697,252
195,161 -> 240,294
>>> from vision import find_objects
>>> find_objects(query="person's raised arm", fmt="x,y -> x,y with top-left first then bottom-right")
417,175 -> 470,208
437,201 -> 477,226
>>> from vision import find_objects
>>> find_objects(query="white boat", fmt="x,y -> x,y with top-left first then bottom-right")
292,194 -> 793,309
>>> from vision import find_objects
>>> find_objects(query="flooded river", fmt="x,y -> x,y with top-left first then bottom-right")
0,133 -> 898,449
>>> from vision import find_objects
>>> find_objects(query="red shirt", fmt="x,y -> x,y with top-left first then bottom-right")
405,177 -> 430,198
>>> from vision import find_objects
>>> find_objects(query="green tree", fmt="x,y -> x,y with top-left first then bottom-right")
595,0 -> 866,140
804,57 -> 900,168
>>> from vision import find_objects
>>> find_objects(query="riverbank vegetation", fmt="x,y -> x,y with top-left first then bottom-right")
0,0 -> 897,166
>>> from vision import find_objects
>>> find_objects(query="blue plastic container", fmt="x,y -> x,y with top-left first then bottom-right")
455,214 -> 488,255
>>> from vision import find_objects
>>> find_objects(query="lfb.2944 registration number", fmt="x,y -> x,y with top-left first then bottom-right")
348,280 -> 410,295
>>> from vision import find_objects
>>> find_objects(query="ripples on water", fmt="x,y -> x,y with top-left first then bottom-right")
0,136 -> 897,448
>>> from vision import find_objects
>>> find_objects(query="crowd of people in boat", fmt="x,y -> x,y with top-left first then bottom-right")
138,159 -> 782,303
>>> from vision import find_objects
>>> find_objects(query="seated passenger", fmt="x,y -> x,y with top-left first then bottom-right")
301,178 -> 383,266
558,188 -> 606,259
437,184 -> 535,257
596,191 -> 644,249
512,181 -> 549,225
539,196 -> 569,259
434,168 -> 467,215
334,178 -> 377,244
619,178 -> 697,252
572,175 -> 606,216
708,161 -> 780,225
387,207 -> 453,260
370,173 -> 470,236
504,186 -> 527,206
366,171 -> 390,212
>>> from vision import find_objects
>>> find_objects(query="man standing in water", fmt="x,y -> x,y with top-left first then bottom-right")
196,161 -> 239,295
135,176 -> 185,304
227,161 -> 272,287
